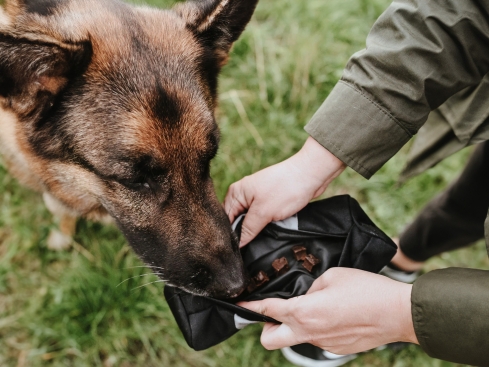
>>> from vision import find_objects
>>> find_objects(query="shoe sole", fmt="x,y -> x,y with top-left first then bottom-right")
380,266 -> 419,284
281,347 -> 357,367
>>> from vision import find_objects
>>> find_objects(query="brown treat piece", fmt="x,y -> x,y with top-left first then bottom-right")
292,245 -> 307,261
302,254 -> 321,272
272,257 -> 290,276
254,271 -> 270,287
246,278 -> 258,293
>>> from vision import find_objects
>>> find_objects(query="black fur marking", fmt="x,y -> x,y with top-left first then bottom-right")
0,32 -> 92,104
0,33 -> 57,97
21,40 -> 93,162
27,76 -> 91,165
0,73 -> 14,97
24,0 -> 62,16
187,0 -> 259,52
207,130 -> 219,159
198,45 -> 220,98
152,84 -> 183,126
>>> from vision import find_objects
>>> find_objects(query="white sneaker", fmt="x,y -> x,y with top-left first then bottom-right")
281,345 -> 357,367
380,264 -> 420,284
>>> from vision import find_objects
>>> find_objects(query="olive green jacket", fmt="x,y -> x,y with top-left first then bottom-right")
304,0 -> 489,365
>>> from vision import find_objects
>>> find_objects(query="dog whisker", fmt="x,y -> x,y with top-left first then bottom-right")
149,266 -> 166,272
116,273 -> 163,288
124,265 -> 166,272
131,279 -> 168,291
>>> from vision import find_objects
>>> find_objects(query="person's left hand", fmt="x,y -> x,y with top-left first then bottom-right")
238,268 -> 418,355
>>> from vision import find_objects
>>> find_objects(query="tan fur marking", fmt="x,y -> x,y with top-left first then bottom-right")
38,76 -> 68,95
59,215 -> 77,235
0,7 -> 11,26
0,105 -> 106,219
0,105 -> 44,191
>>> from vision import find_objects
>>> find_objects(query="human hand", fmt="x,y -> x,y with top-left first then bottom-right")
238,268 -> 418,354
224,137 -> 345,246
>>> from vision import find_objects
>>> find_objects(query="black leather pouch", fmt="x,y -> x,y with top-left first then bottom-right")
165,195 -> 397,351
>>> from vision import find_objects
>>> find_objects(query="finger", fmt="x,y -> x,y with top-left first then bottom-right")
260,322 -> 300,350
239,205 -> 270,247
227,197 -> 247,225
223,183 -> 247,223
238,298 -> 292,322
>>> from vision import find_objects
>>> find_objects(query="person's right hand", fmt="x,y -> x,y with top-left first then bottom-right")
223,137 -> 346,247
238,268 -> 417,353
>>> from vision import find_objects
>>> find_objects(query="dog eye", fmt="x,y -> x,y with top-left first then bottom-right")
121,179 -> 152,192
134,182 -> 151,190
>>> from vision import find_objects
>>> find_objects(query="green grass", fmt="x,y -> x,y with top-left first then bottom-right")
0,0 -> 486,366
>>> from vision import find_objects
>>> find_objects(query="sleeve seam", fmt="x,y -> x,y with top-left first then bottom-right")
338,80 -> 414,138
412,281 -> 432,356
319,135 -> 374,177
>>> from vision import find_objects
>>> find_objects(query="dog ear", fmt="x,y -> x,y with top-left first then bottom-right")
174,0 -> 259,66
0,31 -> 92,119
3,0 -> 64,17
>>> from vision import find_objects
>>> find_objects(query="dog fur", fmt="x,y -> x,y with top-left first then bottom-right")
0,0 -> 258,298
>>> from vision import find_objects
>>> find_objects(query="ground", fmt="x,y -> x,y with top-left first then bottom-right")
0,0 -> 486,366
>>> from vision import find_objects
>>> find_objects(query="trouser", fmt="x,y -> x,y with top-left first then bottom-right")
399,141 -> 489,262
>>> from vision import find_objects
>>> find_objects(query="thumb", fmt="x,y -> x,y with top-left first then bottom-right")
239,298 -> 303,350
239,205 -> 269,247
260,322 -> 299,350
238,298 -> 291,322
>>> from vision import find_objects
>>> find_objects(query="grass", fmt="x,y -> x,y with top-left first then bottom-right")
0,0 -> 486,366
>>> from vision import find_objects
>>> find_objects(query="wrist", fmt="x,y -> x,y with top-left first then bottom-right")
296,137 -> 346,196
301,136 -> 346,171
396,283 -> 419,344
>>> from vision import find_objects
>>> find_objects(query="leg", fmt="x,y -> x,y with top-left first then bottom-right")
43,192 -> 78,251
394,141 -> 489,267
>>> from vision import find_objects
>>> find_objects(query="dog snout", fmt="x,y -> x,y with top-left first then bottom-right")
209,248 -> 249,298
208,268 -> 249,299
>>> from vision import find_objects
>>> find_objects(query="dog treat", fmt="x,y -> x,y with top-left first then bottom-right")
246,270 -> 271,293
246,270 -> 270,293
254,271 -> 269,287
302,254 -> 321,272
291,245 -> 307,261
246,278 -> 258,293
272,257 -> 290,276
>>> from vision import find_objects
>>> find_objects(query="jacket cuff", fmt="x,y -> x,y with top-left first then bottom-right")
305,81 -> 412,179
412,268 -> 489,366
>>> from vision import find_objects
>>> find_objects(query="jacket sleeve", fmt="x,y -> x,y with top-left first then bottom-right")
305,0 -> 489,178
412,268 -> 489,366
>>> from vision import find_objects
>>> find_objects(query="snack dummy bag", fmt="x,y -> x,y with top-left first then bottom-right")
165,195 -> 397,351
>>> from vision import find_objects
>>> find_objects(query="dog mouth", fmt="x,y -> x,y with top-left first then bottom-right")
155,273 -> 247,300
227,287 -> 245,299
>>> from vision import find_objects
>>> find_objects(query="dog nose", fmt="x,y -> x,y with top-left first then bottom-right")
210,269 -> 249,299
225,282 -> 247,299
213,282 -> 247,299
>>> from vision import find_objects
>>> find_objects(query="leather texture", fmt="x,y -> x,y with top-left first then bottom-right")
165,195 -> 397,351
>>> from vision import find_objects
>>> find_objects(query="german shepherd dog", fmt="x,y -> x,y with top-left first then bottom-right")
0,0 -> 259,298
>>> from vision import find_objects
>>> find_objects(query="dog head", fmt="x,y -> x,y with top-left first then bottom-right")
0,0 -> 259,298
